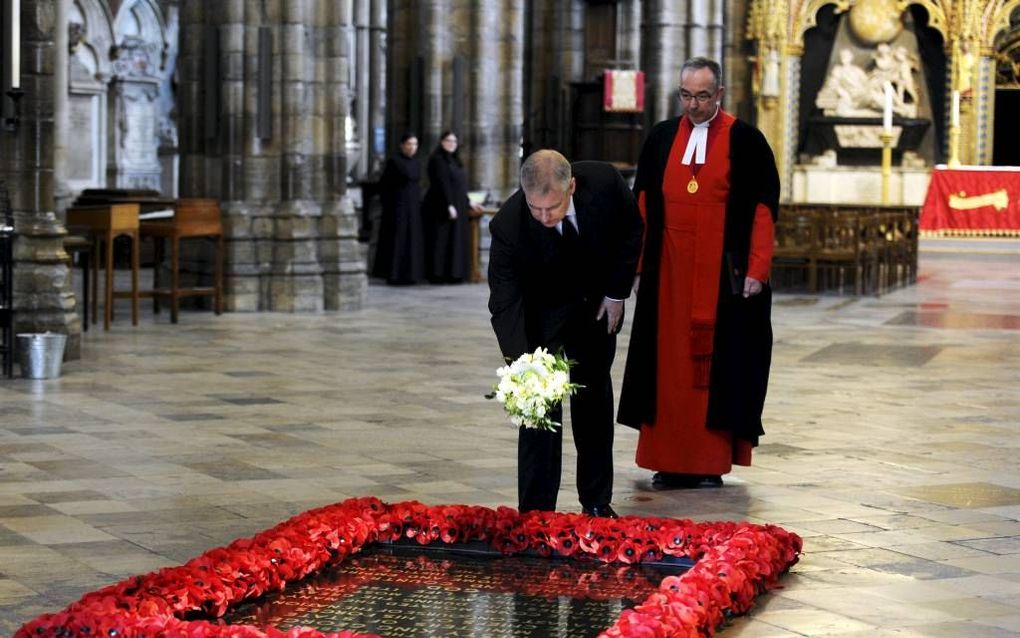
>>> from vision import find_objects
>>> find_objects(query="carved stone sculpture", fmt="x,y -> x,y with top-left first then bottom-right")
816,45 -> 919,119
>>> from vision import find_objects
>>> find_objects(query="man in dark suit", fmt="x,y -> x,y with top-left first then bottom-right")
488,150 -> 643,517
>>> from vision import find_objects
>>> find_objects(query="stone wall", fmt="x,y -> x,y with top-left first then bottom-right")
178,0 -> 368,312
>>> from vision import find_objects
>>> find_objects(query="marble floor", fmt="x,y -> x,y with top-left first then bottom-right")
1,248 -> 1019,637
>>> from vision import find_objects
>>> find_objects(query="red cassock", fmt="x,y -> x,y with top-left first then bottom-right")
634,110 -> 774,475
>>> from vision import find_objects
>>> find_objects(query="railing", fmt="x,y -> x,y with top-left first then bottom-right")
772,204 -> 919,296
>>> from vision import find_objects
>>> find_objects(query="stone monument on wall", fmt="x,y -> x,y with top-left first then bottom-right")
813,43 -> 925,154
62,0 -> 175,198
108,37 -> 162,189
793,2 -> 935,205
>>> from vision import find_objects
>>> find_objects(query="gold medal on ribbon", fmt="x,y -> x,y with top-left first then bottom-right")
687,178 -> 699,194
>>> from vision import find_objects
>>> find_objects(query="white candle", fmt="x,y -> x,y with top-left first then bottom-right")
7,0 -> 18,90
882,81 -> 893,131
951,90 -> 960,128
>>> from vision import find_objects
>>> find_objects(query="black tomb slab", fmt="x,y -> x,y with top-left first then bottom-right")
223,543 -> 691,637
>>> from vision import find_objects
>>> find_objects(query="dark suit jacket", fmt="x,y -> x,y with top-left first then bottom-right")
488,161 -> 643,360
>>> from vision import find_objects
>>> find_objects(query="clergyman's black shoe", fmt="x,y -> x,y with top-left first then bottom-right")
651,472 -> 702,489
701,475 -> 723,487
583,504 -> 619,518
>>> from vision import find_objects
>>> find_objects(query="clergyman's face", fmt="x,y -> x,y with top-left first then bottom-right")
441,135 -> 458,153
524,178 -> 575,228
679,67 -> 723,125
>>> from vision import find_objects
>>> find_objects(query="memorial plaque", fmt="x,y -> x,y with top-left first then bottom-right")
225,545 -> 688,637
68,94 -> 101,183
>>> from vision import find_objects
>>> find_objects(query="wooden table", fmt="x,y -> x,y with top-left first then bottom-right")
65,204 -> 141,331
139,199 -> 223,323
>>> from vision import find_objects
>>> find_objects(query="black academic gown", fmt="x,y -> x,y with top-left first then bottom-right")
617,117 -> 780,445
488,161 -> 643,512
423,151 -> 471,283
373,153 -> 424,285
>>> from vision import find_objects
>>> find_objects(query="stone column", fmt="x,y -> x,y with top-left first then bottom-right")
779,52 -> 800,202
421,0 -> 448,147
4,0 -> 80,359
687,0 -> 708,59
617,0 -> 642,68
706,0 -> 725,64
220,0 -> 245,202
353,0 -> 370,179
178,0 -> 214,197
367,0 -> 386,175
462,1 -> 522,199
321,0 -> 365,310
724,0 -> 754,120
642,0 -> 686,123
501,0 -> 525,188
53,0 -> 72,213
267,0 -> 323,312
972,55 -> 995,166
158,1 -> 180,198
225,0 -> 274,312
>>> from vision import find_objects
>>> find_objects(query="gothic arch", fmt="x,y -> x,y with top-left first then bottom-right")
992,3 -> 1020,84
792,0 -> 850,48
987,0 -> 1020,47
790,0 -> 949,49
70,0 -> 115,79
113,0 -> 165,46
899,0 -> 949,42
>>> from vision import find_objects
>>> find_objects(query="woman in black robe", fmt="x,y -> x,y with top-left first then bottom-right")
423,131 -> 479,283
373,133 -> 424,285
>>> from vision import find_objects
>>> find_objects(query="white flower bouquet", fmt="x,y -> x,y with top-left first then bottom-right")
488,347 -> 582,431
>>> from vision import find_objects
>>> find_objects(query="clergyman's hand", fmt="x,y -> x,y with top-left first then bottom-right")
448,205 -> 458,220
743,276 -> 763,298
596,298 -> 624,334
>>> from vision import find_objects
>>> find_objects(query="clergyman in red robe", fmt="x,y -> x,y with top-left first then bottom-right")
617,57 -> 780,489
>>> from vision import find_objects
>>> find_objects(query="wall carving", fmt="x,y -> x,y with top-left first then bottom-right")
63,0 -> 174,195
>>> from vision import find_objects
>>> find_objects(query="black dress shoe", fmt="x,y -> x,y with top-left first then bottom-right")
582,504 -> 619,518
651,472 -> 702,489
700,475 -> 723,487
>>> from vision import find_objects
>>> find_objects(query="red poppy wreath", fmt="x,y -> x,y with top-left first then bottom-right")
16,497 -> 802,638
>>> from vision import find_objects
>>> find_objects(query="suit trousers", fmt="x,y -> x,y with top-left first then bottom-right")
518,305 -> 617,512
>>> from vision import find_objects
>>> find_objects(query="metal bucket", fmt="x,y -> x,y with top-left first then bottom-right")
17,333 -> 67,379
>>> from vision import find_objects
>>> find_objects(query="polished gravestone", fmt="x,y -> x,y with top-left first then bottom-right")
224,543 -> 690,637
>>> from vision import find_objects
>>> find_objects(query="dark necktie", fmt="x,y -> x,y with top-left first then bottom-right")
561,217 -> 578,251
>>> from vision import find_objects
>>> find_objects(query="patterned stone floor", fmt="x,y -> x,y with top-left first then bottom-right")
1,248 -> 1018,637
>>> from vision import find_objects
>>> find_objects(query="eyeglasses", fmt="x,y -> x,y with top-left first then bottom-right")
677,90 -> 716,104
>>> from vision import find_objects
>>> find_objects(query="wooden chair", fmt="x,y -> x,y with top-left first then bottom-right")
140,198 -> 223,323
816,211 -> 865,295
65,204 -> 141,330
772,211 -> 820,292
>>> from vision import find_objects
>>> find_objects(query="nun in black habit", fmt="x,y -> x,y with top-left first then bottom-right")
423,131 -> 478,283
373,133 -> 425,285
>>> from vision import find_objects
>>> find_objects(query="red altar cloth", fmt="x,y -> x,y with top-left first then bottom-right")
921,165 -> 1020,236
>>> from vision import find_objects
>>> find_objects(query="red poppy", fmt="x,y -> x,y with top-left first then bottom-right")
15,498 -> 801,638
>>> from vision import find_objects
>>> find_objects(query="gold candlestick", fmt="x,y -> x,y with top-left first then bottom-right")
879,130 -> 894,205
